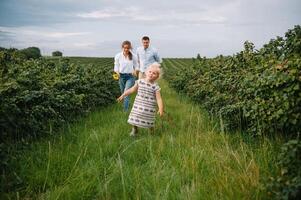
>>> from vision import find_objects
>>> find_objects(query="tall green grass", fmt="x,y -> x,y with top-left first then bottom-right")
3,80 -> 281,199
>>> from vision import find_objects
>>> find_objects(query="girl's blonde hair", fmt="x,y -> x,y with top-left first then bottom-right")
146,62 -> 163,79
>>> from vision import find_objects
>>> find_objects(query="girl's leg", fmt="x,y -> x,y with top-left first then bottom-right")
130,126 -> 138,136
149,127 -> 154,134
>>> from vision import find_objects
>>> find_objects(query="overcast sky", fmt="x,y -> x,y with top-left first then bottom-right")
0,0 -> 300,57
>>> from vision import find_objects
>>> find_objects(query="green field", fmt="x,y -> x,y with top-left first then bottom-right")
1,56 -> 283,199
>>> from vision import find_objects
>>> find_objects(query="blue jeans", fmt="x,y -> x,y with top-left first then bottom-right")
119,73 -> 135,111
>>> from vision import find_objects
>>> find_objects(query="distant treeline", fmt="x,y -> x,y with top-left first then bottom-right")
0,46 -> 42,60
0,47 -> 63,59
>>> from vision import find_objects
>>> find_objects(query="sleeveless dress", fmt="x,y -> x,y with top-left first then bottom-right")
128,79 -> 161,128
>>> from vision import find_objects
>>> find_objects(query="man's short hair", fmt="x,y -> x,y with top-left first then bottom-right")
142,36 -> 150,41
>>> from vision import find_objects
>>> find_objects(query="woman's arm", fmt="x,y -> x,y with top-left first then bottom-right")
114,53 -> 120,76
132,54 -> 139,77
117,83 -> 138,102
155,91 -> 164,116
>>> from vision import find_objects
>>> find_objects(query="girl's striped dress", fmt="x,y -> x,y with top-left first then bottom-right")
128,79 -> 160,128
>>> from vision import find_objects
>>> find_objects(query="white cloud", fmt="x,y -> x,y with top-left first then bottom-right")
77,10 -> 123,19
76,7 -> 227,25
77,6 -> 139,19
0,26 -> 90,38
44,32 -> 90,38
73,42 -> 95,48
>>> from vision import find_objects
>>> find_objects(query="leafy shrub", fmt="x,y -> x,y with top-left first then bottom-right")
164,25 -> 301,136
52,51 -> 63,57
0,52 -> 119,194
19,47 -> 42,59
267,139 -> 301,200
0,50 -> 118,140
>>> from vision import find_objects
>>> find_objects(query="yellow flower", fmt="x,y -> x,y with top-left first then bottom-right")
113,73 -> 119,80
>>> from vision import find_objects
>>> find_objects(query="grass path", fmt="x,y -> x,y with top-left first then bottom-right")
7,80 -> 280,199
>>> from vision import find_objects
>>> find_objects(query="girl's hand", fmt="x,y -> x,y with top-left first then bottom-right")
157,110 -> 164,117
117,95 -> 124,102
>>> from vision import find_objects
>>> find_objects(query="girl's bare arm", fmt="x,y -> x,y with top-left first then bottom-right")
117,83 -> 138,102
156,91 -> 164,116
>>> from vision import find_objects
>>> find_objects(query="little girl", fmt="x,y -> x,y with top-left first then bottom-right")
117,62 -> 164,136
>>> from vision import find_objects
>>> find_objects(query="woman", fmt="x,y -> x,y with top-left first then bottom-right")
114,40 -> 138,111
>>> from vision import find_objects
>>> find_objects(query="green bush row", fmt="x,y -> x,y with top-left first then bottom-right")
0,50 -> 119,140
164,25 -> 301,136
267,139 -> 301,200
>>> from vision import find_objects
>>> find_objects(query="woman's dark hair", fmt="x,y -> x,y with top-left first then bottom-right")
122,40 -> 133,60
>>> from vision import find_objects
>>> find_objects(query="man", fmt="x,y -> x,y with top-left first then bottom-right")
136,36 -> 162,79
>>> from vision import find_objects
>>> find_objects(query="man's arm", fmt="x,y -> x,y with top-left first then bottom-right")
133,54 -> 139,77
154,49 -> 162,63
136,48 -> 141,72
